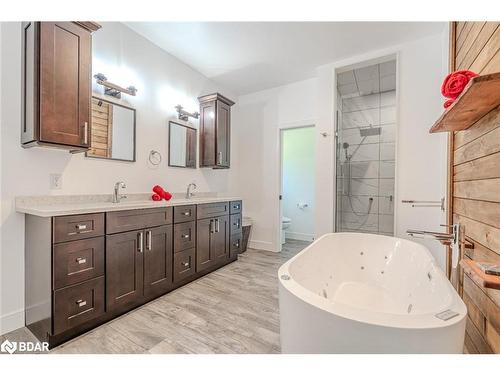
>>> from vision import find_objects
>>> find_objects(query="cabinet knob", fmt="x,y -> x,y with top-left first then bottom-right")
76,224 -> 88,231
182,211 -> 191,216
76,257 -> 87,264
182,234 -> 190,239
76,299 -> 87,307
181,262 -> 190,267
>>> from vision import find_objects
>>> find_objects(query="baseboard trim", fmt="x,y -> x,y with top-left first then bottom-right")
248,240 -> 277,252
285,231 -> 315,242
0,308 -> 24,335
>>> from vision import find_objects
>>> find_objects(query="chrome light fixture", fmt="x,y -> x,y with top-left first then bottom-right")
94,73 -> 137,98
175,105 -> 199,121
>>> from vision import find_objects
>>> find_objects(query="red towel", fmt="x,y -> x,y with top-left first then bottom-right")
152,185 -> 172,201
443,99 -> 455,109
441,70 -> 478,100
151,194 -> 162,201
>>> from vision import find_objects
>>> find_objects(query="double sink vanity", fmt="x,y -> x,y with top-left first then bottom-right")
16,193 -> 243,348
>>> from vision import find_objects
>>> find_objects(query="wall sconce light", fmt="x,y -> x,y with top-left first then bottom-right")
175,105 -> 199,121
94,73 -> 137,99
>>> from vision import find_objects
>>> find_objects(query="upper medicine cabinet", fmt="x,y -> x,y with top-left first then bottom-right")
168,121 -> 197,168
21,21 -> 101,152
198,93 -> 235,169
86,97 -> 136,162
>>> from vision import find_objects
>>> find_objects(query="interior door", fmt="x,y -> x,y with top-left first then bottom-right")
39,22 -> 91,147
143,225 -> 173,297
212,215 -> 229,263
196,218 -> 215,272
106,230 -> 144,310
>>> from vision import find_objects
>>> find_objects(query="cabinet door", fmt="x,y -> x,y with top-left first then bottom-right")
106,231 -> 144,310
144,225 -> 173,297
39,22 -> 91,147
199,101 -> 216,167
212,215 -> 230,263
215,101 -> 231,168
196,218 -> 216,272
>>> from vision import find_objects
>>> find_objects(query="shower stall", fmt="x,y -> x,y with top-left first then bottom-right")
335,59 -> 397,235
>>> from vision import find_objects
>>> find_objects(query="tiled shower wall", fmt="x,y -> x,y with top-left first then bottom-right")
336,90 -> 396,235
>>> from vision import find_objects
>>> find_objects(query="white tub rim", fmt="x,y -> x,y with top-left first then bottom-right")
278,232 -> 467,330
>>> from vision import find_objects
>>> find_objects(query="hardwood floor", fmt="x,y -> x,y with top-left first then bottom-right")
0,240 -> 309,354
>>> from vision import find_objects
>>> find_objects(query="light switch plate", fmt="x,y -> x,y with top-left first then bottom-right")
50,174 -> 62,190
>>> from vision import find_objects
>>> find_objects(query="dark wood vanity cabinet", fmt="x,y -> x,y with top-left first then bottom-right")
25,200 -> 241,348
198,93 -> 235,168
106,208 -> 174,311
21,21 -> 100,151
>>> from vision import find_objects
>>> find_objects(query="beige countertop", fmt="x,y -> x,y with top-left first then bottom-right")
15,193 -> 242,217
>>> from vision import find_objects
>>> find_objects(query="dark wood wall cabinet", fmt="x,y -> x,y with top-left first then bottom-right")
21,21 -> 101,152
198,93 -> 235,168
24,200 -> 243,348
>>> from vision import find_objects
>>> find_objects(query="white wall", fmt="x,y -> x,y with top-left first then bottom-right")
231,78 -> 317,251
282,127 -> 315,241
0,22 -> 235,334
233,31 -> 449,267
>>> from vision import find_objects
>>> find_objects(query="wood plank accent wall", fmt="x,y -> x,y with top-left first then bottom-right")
89,98 -> 113,158
449,21 -> 500,354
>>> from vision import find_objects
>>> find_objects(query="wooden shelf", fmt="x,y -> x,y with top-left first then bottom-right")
430,72 -> 500,133
460,259 -> 500,290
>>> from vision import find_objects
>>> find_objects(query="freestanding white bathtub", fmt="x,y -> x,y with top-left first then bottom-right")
278,233 -> 466,353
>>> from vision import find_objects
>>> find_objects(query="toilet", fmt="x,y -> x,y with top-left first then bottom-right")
282,216 -> 292,244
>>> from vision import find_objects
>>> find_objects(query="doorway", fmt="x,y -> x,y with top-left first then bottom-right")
279,125 -> 315,251
334,57 -> 397,235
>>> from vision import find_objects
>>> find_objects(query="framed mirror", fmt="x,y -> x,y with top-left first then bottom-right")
168,121 -> 197,168
86,96 -> 136,162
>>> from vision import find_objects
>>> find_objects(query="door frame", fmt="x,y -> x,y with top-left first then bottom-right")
332,52 -> 400,235
276,121 -> 316,252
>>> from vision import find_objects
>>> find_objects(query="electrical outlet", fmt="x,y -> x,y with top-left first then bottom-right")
50,174 -> 62,190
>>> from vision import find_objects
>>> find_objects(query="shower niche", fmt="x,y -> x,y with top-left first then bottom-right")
335,58 -> 397,235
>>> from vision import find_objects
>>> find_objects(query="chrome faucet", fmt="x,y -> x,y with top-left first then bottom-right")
112,181 -> 127,203
186,182 -> 197,199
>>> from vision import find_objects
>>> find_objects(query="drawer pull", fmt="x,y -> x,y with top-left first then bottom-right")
76,299 -> 87,307
146,230 -> 152,251
181,262 -> 190,267
215,219 -> 220,233
138,232 -> 144,253
181,234 -> 190,239
233,204 -> 240,210
76,257 -> 87,264
76,224 -> 88,231
182,211 -> 191,216
234,241 -> 240,248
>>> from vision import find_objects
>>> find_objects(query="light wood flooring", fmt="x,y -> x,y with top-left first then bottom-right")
0,240 -> 309,354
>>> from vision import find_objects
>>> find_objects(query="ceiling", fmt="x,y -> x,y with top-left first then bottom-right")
125,22 -> 445,96
338,60 -> 396,98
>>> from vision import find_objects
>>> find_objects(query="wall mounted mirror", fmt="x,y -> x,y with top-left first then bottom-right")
86,96 -> 136,162
169,121 -> 197,168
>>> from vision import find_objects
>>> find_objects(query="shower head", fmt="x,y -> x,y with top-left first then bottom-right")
359,126 -> 382,137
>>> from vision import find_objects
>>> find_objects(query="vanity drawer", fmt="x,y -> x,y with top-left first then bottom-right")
230,200 -> 242,214
230,232 -> 243,257
230,213 -> 242,234
53,213 -> 104,243
197,202 -> 229,219
173,205 -> 196,223
174,221 -> 196,253
107,207 -> 173,234
173,247 -> 195,283
53,276 -> 105,335
53,237 -> 105,289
